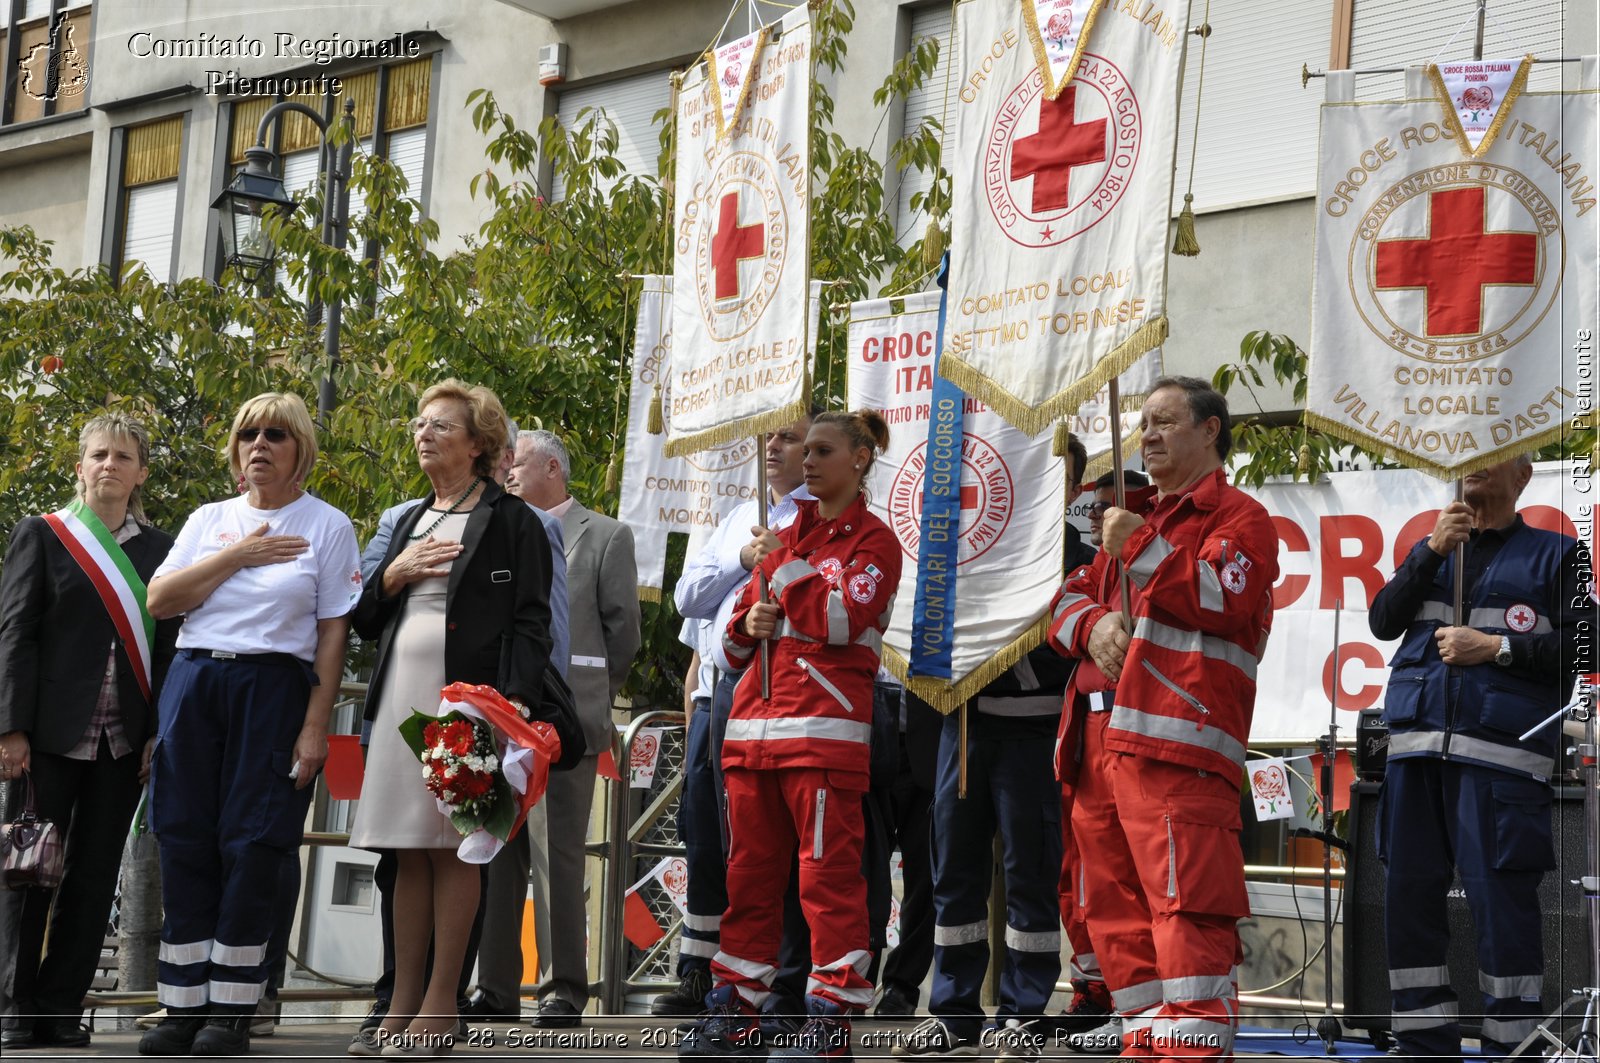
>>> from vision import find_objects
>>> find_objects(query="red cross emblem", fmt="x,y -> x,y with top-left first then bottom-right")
1504,603 -> 1537,632
1010,85 -> 1107,213
710,191 -> 765,301
1374,186 -> 1537,337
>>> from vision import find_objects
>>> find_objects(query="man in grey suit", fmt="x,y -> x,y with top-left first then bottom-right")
506,429 -> 641,1026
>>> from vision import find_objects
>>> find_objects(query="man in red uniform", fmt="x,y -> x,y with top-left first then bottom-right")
1047,377 -> 1278,1061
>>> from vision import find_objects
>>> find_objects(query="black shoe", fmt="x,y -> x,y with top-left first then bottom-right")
139,1006 -> 210,1056
680,987 -> 765,1060
1,1022 -> 36,1050
532,997 -> 582,1029
653,967 -> 714,1017
35,1019 -> 92,1048
1050,989 -> 1112,1036
874,983 -> 918,1020
462,990 -> 521,1024
191,1005 -> 252,1056
360,999 -> 391,1034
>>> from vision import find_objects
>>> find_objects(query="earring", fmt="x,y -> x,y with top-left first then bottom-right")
853,464 -> 861,470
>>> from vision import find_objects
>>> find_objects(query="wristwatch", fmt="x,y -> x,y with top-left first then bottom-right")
1493,635 -> 1513,667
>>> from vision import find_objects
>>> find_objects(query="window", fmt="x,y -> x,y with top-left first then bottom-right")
224,55 -> 435,294
115,115 -> 184,285
894,4 -> 954,244
551,68 -> 674,199
2,0 -> 91,127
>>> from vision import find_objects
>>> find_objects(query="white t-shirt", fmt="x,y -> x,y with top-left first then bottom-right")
156,493 -> 363,662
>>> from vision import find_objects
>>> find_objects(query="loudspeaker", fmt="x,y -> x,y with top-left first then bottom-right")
1355,709 -> 1388,781
1344,779 -> 1591,1039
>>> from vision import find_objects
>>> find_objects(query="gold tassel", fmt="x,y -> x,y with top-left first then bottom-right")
922,216 -> 946,274
646,384 -> 664,435
1051,421 -> 1072,457
604,451 -> 621,494
1172,193 -> 1200,256
1296,443 -> 1311,475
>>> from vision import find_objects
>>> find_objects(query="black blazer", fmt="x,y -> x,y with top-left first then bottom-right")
0,515 -> 180,754
355,482 -> 553,724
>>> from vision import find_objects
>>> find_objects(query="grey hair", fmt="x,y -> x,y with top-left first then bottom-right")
519,429 -> 570,484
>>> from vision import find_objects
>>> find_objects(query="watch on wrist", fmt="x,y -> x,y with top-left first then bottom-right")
1494,635 -> 1512,667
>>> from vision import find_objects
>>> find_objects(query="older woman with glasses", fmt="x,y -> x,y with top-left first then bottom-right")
346,381 -> 553,1058
138,393 -> 361,1057
0,414 -> 180,1051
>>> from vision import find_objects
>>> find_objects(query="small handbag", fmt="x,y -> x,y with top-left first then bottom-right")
1,775 -> 65,890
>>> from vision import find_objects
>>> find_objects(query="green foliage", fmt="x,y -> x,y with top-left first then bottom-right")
0,0 -> 944,711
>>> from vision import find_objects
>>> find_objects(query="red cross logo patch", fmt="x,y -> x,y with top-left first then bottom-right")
1504,603 -> 1537,632
983,54 -> 1140,248
693,153 -> 789,342
1350,168 -> 1555,360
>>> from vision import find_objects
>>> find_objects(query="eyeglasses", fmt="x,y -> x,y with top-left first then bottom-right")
1087,501 -> 1113,516
238,427 -> 289,444
409,416 -> 464,436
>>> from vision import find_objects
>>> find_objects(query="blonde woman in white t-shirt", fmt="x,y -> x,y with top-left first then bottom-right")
138,392 -> 360,1057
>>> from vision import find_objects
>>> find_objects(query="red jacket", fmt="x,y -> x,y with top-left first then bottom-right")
1047,468 -> 1278,781
722,494 -> 901,786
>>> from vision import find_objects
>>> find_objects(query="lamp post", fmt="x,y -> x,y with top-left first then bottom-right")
212,97 -> 356,425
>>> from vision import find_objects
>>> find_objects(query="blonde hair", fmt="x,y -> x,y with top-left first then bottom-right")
77,412 -> 152,524
226,393 -> 318,484
418,379 -> 510,478
812,408 -> 891,479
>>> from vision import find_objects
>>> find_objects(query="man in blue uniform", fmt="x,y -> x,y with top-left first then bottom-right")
1370,454 -> 1592,1059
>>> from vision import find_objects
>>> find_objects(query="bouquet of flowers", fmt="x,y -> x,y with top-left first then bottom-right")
399,682 -> 563,863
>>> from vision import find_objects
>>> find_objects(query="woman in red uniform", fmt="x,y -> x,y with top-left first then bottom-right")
684,409 -> 901,1063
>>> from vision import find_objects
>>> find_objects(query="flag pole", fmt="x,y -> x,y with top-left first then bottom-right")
1108,377 -> 1134,628
757,435 -> 772,700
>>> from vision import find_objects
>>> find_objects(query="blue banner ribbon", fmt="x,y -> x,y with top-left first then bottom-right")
910,255 -> 962,679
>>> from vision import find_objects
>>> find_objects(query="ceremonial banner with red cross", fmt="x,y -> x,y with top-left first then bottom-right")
1307,64 -> 1598,477
939,0 -> 1186,436
849,291 -> 1066,711
665,6 -> 812,457
1066,347 -> 1159,480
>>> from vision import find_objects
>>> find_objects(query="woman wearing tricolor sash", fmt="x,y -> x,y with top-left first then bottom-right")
139,393 -> 361,1057
0,413 -> 180,1051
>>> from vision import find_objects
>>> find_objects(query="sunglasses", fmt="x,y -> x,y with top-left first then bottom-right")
1087,501 -> 1113,515
238,427 -> 289,444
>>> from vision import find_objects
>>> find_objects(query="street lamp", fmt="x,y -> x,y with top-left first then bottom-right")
212,97 -> 356,424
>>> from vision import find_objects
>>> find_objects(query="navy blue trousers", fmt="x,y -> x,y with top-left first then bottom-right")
1379,757 -> 1554,1058
149,652 -> 314,1009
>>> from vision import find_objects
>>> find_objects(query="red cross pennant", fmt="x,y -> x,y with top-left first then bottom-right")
1010,85 -> 1107,213
1374,186 -> 1537,337
710,191 -> 765,300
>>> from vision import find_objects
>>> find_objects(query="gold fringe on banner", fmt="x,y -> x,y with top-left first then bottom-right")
604,450 -> 621,495
1302,410 -> 1564,482
1021,0 -> 1109,100
1427,54 -> 1532,160
1051,421 -> 1072,456
880,615 -> 1052,714
637,585 -> 663,604
938,315 -> 1168,437
662,399 -> 810,458
1082,427 -> 1144,482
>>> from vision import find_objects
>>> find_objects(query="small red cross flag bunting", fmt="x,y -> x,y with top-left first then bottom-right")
940,0 -> 1186,436
1307,62 -> 1597,479
665,6 -> 812,457
622,855 -> 691,951
629,727 -> 665,789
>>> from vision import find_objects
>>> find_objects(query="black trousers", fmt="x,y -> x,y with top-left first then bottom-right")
0,743 -> 141,1026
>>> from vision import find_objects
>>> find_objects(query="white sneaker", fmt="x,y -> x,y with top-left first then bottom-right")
891,1016 -> 980,1058
135,1009 -> 165,1030
1066,1014 -> 1122,1054
992,1019 -> 1043,1061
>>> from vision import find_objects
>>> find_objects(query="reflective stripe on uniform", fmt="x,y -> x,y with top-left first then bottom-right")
1416,601 -> 1551,634
1387,731 -> 1555,777
1389,965 -> 1450,991
1392,1002 -> 1459,1031
1134,616 -> 1259,679
1162,974 -> 1235,1002
934,919 -> 988,946
1113,978 -> 1165,1014
1127,533 -> 1175,587
1197,562 -> 1225,614
209,979 -> 263,1005
1481,1015 -> 1540,1043
157,982 -> 208,1008
826,591 -> 850,645
770,559 -> 817,598
211,940 -> 267,967
1480,971 -> 1542,998
1005,925 -> 1061,952
684,912 -> 722,932
159,939 -> 212,966
680,937 -> 719,958
1152,1015 -> 1235,1053
723,716 -> 872,745
1110,704 -> 1247,768
715,950 -> 778,986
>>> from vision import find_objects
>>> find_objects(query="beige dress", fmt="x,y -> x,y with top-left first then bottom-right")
348,510 -> 469,850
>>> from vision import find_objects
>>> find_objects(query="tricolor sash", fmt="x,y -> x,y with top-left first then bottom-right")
41,500 -> 156,702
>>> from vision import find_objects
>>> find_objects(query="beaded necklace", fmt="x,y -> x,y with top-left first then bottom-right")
407,476 -> 483,540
